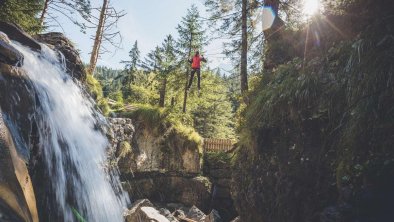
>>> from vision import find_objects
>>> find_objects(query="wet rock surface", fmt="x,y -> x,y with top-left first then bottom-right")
0,37 -> 24,67
0,22 -> 40,222
0,111 -> 38,222
0,22 -> 41,51
35,32 -> 86,81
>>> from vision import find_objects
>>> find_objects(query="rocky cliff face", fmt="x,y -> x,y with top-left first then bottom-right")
108,116 -> 213,212
0,22 -> 43,222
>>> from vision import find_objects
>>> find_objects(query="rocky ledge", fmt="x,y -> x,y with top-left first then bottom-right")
125,199 -> 223,222
108,117 -> 239,221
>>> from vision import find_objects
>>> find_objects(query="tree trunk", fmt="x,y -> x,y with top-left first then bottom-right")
263,0 -> 284,37
240,0 -> 249,94
263,0 -> 284,70
171,97 -> 175,106
88,0 -> 108,75
159,77 -> 167,107
40,0 -> 50,26
182,33 -> 193,113
182,67 -> 190,113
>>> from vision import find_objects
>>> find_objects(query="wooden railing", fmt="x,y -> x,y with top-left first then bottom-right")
203,138 -> 235,152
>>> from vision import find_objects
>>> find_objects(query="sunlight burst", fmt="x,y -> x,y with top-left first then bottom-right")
303,0 -> 320,17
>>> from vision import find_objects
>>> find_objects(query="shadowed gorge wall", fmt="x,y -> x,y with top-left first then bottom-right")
232,1 -> 394,221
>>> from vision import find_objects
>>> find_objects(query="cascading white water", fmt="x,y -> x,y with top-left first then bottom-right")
11,42 -> 130,222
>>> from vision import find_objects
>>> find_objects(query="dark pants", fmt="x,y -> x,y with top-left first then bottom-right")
187,68 -> 201,90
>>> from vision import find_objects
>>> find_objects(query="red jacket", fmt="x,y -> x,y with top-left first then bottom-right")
190,55 -> 206,69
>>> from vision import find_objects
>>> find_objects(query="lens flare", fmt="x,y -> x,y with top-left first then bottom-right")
303,0 -> 320,17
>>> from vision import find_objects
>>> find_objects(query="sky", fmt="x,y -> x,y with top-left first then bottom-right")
48,0 -> 231,71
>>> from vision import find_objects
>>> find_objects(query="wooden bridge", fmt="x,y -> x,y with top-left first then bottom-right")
203,138 -> 235,152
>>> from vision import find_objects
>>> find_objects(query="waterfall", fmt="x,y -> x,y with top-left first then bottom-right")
11,42 -> 130,222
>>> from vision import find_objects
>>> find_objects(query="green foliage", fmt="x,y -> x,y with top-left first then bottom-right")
121,104 -> 166,127
126,84 -> 159,105
86,74 -> 103,99
120,104 -> 203,155
99,66 -> 237,139
88,5 -> 237,141
71,207 -> 87,222
120,41 -> 141,98
109,90 -> 124,110
204,151 -> 233,166
176,5 -> 207,57
0,0 -> 42,33
118,141 -> 132,159
97,98 -> 110,116
96,6 -> 236,140
86,74 -> 110,115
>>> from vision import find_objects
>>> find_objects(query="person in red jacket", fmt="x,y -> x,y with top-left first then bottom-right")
187,50 -> 207,94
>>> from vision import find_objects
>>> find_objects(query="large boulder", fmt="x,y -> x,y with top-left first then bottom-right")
35,32 -> 86,81
0,111 -> 38,222
204,209 -> 222,222
186,206 -> 207,221
0,22 -> 41,51
159,208 -> 179,222
125,199 -> 170,222
0,33 -> 24,67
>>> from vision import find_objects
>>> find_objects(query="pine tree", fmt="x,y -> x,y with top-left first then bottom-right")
143,46 -> 164,105
240,0 -> 248,93
143,35 -> 177,107
119,40 -> 140,98
0,0 -> 42,33
204,0 -> 251,95
159,35 -> 177,107
204,0 -> 285,96
122,41 -> 140,76
176,5 -> 207,112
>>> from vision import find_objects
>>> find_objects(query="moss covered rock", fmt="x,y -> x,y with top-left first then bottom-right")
119,105 -> 203,174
